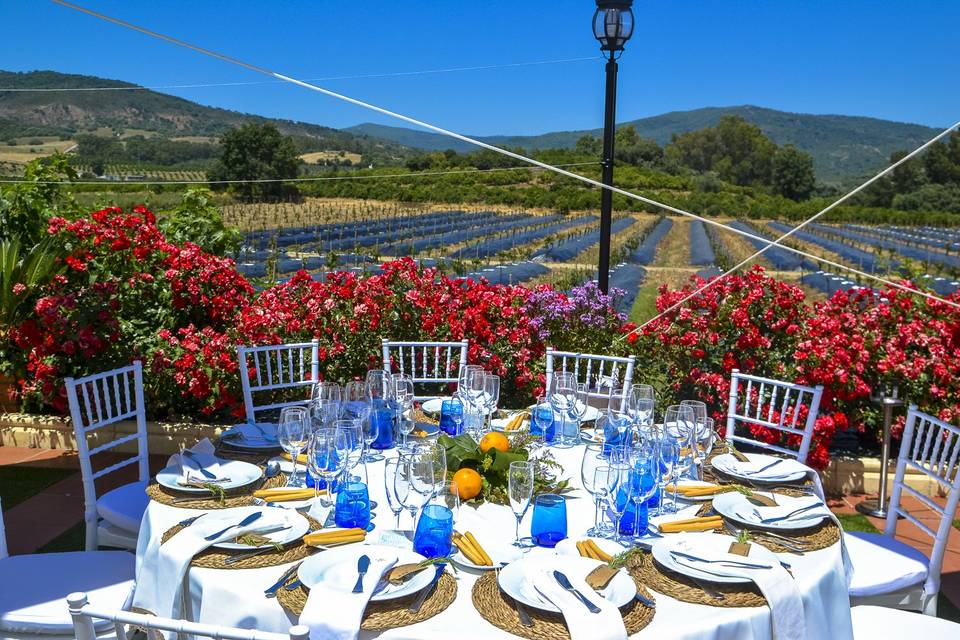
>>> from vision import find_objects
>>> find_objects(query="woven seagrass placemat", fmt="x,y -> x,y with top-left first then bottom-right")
145,471 -> 288,510
471,569 -> 655,639
693,501 -> 841,553
634,553 -> 767,608
159,513 -> 322,569
276,571 -> 457,630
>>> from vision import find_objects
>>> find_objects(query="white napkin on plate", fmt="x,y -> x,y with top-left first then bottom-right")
531,568 -> 627,640
736,496 -> 831,527
299,552 -> 398,640
133,507 -> 286,619
720,456 -> 810,481
167,438 -> 223,483
231,422 -> 278,441
673,546 -> 805,640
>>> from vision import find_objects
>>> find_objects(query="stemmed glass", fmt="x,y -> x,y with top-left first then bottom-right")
657,437 -> 679,514
306,427 -> 348,507
366,370 -> 395,450
394,451 -> 422,523
383,457 -> 405,528
680,400 -> 708,478
508,461 -> 534,547
311,382 -> 341,430
530,396 -> 555,445
581,442 -> 611,536
628,445 -> 659,538
567,382 -> 589,441
549,372 -> 577,448
343,381 -> 376,461
278,406 -> 309,487
629,384 -> 656,434
482,373 -> 500,431
460,369 -> 486,440
604,462 -> 635,544
394,375 -> 415,449
334,419 -> 364,483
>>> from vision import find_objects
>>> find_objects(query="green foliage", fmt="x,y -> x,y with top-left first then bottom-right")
73,134 -> 220,169
208,123 -> 301,199
0,155 -> 80,246
666,115 -> 778,187
771,144 -> 816,200
0,238 -> 62,331
157,188 -> 241,256
892,183 -> 960,214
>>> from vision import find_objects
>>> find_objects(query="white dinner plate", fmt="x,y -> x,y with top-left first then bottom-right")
554,536 -> 627,559
297,544 -> 432,602
497,556 -> 636,613
710,452 -> 809,484
651,532 -> 780,585
712,491 -> 831,531
671,480 -> 723,502
579,427 -> 604,443
214,508 -> 310,550
219,423 -> 281,450
450,540 -> 523,571
420,398 -> 450,414
527,402 -> 601,424
155,459 -> 263,493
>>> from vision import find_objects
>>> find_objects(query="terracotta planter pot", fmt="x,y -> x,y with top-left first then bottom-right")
0,374 -> 20,414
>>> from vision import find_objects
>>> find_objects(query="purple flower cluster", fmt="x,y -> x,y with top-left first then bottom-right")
524,281 -> 626,349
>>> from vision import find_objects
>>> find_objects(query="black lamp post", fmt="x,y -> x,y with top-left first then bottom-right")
593,0 -> 634,294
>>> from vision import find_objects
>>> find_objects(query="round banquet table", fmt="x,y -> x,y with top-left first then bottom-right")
135,444 -> 854,640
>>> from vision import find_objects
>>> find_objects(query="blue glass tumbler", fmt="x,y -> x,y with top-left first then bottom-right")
530,494 -> 567,547
439,399 -> 464,436
370,399 -> 395,450
334,481 -> 371,529
413,504 -> 453,558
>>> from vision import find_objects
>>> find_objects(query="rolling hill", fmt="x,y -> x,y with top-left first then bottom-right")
347,106 -> 941,184
0,70 -> 411,161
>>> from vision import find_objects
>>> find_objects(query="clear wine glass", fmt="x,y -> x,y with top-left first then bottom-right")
394,375 -> 415,449
581,442 -> 611,536
681,400 -> 708,479
658,436 -> 679,514
550,372 -> 577,448
333,419 -> 364,482
604,462 -> 635,544
344,381 -> 377,462
277,406 -> 308,487
593,466 -> 613,538
483,373 -> 500,431
630,384 -> 656,432
306,427 -> 348,507
508,461 -> 534,547
394,451 -> 421,522
311,381 -> 341,430
628,446 -> 659,538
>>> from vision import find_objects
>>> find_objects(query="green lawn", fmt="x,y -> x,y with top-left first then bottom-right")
954,518 -> 959,531
835,512 -> 880,533
0,466 -> 75,510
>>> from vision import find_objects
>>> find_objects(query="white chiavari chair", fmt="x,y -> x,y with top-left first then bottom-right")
724,369 -> 825,464
237,340 -> 319,422
67,592 -> 308,640
544,348 -> 636,403
847,406 -> 960,616
65,361 -> 149,551
0,499 -> 135,640
380,339 -> 469,401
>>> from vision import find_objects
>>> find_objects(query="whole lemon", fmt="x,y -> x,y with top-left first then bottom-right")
479,431 -> 510,454
451,468 -> 483,500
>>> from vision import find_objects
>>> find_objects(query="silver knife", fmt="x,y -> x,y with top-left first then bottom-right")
265,562 -> 303,597
204,511 -> 263,541
182,449 -> 218,480
747,458 -> 784,475
409,565 -> 444,613
352,554 -> 371,593
553,570 -> 601,614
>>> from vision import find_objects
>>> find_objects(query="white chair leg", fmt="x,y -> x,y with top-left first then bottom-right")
68,592 -> 98,640
921,592 -> 938,616
85,511 -> 98,551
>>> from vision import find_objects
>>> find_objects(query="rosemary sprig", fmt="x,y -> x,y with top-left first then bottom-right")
607,546 -> 646,569
200,482 -> 226,504
416,555 -> 457,574
235,533 -> 283,551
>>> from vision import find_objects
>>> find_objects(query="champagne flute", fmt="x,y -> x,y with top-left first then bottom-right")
681,400 -> 708,479
277,406 -> 308,487
394,375 -> 415,449
508,461 -> 534,547
383,457 -> 404,528
628,446 -> 659,538
343,381 -> 376,461
483,373 -> 500,432
333,419 -> 364,482
581,442 -> 611,536
311,381 -> 341,430
592,466 -> 613,538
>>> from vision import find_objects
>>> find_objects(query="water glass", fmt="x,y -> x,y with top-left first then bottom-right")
334,481 -> 371,530
580,443 -> 612,536
306,427 -> 348,506
413,504 -> 453,558
508,461 -> 534,547
278,406 -> 308,487
530,494 -> 567,547
311,382 -> 341,429
333,419 -> 364,481
439,398 -> 464,436
604,463 -> 634,544
482,373 -> 500,431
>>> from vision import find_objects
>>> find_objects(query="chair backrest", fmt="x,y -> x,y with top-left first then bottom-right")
885,405 -> 960,600
381,339 -> 469,400
724,369 -> 824,464
68,591 -> 308,640
65,361 -> 149,549
544,348 -> 636,402
237,340 -> 319,422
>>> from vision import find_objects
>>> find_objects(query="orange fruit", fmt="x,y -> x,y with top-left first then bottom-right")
479,431 -> 510,454
451,468 -> 483,500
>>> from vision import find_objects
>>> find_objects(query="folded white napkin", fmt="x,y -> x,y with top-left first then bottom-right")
133,507 -> 286,619
673,544 -> 805,640
300,552 -> 398,640
720,456 -> 810,481
737,496 -> 831,527
232,422 -> 278,441
531,568 -> 627,640
167,438 -> 223,483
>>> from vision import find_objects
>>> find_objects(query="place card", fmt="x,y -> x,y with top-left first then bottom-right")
586,565 -> 619,590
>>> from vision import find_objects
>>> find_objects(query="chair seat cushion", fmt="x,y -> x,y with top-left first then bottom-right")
851,605 -> 960,636
0,550 -> 134,634
846,531 -> 929,597
96,481 -> 148,534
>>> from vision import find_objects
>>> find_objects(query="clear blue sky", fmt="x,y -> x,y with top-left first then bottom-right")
0,1 -> 955,136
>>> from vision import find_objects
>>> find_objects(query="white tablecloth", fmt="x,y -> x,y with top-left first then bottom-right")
135,445 -> 854,640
